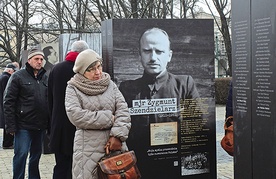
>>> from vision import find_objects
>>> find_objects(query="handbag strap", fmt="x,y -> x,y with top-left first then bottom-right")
104,147 -> 122,158
224,116 -> 233,129
105,146 -> 110,155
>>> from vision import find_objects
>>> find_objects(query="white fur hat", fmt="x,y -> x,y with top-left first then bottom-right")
73,49 -> 102,75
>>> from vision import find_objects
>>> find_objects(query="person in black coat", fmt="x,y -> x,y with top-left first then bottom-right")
226,81 -> 233,118
0,63 -> 18,149
48,40 -> 89,179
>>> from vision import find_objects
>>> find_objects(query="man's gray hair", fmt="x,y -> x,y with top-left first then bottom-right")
71,40 -> 89,52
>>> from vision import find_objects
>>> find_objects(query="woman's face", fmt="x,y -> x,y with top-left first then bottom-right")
84,61 -> 103,81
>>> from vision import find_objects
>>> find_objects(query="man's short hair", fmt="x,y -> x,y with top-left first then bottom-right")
138,27 -> 171,50
71,40 -> 89,52
43,46 -> 54,59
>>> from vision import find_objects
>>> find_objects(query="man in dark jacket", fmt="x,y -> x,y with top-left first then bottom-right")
3,48 -> 49,179
48,40 -> 89,179
0,63 -> 18,149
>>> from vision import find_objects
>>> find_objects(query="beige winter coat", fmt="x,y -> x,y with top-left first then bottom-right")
65,79 -> 131,179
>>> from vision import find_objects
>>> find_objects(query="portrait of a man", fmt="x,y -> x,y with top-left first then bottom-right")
41,44 -> 59,75
119,27 -> 201,122
102,19 -> 216,179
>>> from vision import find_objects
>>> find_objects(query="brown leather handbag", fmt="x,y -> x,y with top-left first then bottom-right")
97,148 -> 141,179
221,116 -> 234,156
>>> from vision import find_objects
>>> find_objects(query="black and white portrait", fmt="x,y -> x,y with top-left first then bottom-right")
102,19 -> 216,179
41,43 -> 59,75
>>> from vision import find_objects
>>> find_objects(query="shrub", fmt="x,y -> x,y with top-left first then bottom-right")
215,77 -> 232,104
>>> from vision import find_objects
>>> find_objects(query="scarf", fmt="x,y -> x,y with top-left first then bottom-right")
68,72 -> 111,96
65,51 -> 79,62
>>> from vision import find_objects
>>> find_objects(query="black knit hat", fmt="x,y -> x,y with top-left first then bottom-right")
6,63 -> 18,71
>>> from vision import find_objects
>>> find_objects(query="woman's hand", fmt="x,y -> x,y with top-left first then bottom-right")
105,136 -> 122,152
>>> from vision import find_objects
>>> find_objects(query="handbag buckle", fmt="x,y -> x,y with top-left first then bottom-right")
116,160 -> 123,166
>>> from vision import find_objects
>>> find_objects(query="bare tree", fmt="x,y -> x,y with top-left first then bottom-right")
177,0 -> 201,18
0,0 -> 204,67
205,0 -> 232,76
0,0 -> 33,65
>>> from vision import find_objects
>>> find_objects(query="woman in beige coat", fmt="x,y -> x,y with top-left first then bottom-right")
65,49 -> 131,179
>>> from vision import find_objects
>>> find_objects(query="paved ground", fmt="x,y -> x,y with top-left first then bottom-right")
0,105 -> 233,179
216,105 -> 234,179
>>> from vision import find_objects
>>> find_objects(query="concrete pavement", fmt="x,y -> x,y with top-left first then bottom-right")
0,105 -> 233,179
0,140 -> 54,179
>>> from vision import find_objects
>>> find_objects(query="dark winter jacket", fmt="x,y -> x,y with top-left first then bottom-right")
48,51 -> 79,155
0,72 -> 11,128
226,81 -> 233,118
3,62 -> 49,133
119,71 -> 200,122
